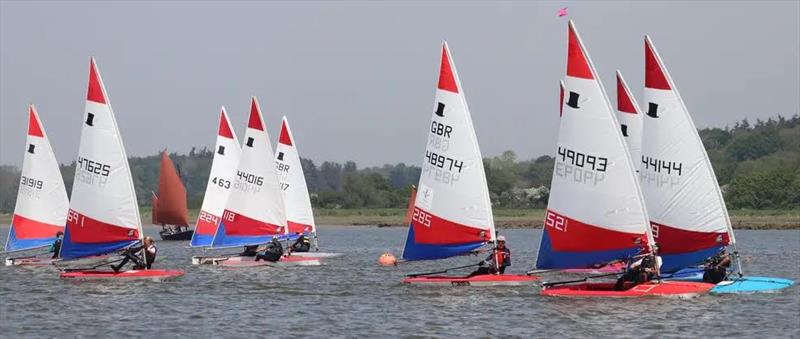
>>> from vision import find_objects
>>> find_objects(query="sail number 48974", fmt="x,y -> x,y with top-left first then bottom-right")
425,150 -> 463,173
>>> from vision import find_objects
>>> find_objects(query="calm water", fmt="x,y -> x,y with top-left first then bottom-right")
1,226 -> 798,338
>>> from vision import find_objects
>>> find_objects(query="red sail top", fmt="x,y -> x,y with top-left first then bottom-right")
87,58 -> 107,104
28,105 -> 44,137
437,43 -> 459,93
248,97 -> 265,131
278,118 -> 293,146
566,21 -> 594,80
616,72 -> 639,114
645,36 -> 671,90
153,152 -> 189,226
218,108 -> 234,139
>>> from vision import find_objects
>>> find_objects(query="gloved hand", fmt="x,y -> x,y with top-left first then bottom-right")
478,261 -> 485,266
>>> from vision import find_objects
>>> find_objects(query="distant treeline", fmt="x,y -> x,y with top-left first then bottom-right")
0,115 -> 798,213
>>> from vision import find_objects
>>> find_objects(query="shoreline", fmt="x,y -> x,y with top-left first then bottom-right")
2,208 -> 798,230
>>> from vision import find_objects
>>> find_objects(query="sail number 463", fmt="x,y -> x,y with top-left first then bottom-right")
212,177 -> 231,189
545,210 -> 568,232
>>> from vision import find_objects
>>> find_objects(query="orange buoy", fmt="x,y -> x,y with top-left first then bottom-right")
378,252 -> 397,266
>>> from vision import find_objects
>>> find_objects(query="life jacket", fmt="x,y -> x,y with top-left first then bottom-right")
493,248 -> 510,267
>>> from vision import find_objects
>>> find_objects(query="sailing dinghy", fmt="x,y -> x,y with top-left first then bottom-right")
642,36 -> 794,293
537,21 -> 713,297
153,151 -> 193,240
189,108 -> 241,247
57,58 -> 183,280
275,117 -> 341,259
4,105 -> 69,266
400,42 -> 537,286
193,98 -> 320,267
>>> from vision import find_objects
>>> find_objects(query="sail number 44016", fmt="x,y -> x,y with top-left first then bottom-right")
545,210 -> 568,232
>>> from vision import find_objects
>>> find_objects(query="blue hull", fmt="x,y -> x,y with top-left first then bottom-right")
711,276 -> 795,294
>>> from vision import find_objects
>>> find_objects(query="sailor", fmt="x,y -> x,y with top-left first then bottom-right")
289,232 -> 311,253
703,249 -> 731,284
49,231 -> 64,259
614,244 -> 662,290
240,245 -> 259,257
111,236 -> 157,272
468,235 -> 511,277
255,237 -> 284,262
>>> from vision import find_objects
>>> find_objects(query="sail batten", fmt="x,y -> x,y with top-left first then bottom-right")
402,42 -> 494,261
536,21 -> 652,269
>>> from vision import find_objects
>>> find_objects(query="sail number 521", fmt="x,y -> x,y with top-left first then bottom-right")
545,210 -> 568,232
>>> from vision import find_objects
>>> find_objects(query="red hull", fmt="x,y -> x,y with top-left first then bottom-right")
542,281 -> 713,297
403,274 -> 539,286
212,255 -> 322,267
59,269 -> 185,280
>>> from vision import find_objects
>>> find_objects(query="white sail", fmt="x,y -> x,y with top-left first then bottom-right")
536,21 -> 652,269
615,70 -> 643,172
190,107 -> 242,247
275,117 -> 316,235
5,105 -> 69,252
640,36 -> 732,271
402,42 -> 495,261
60,58 -> 142,259
210,97 -> 287,248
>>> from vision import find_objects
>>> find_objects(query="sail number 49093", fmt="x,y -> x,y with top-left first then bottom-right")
545,210 -> 568,232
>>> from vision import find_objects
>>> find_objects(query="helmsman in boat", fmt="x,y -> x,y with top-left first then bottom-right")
49,231 -> 64,259
255,237 -> 284,262
111,236 -> 158,272
468,235 -> 511,277
289,232 -> 311,253
703,249 -> 732,284
614,244 -> 662,290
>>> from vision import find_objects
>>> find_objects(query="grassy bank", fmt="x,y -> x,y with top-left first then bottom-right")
2,208 -> 797,229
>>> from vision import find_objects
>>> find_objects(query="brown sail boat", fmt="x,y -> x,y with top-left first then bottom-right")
153,151 -> 192,240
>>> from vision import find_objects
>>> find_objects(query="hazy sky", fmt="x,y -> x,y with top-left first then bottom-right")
1,1 -> 798,167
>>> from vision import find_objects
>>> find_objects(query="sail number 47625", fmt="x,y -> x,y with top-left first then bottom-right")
545,210 -> 568,232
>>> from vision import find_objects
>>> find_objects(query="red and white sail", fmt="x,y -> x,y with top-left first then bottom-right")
536,21 -> 652,269
275,117 -> 315,235
210,97 -> 287,248
402,42 -> 495,261
189,107 -> 241,247
4,105 -> 69,252
641,36 -> 732,271
60,58 -> 142,259
616,70 -> 643,172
